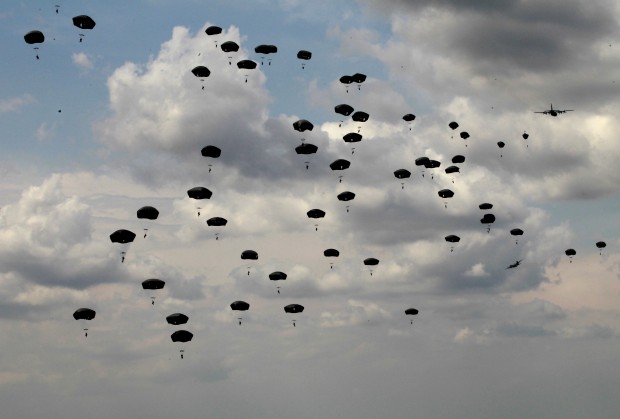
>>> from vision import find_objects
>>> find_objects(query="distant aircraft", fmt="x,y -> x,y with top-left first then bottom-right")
506,259 -> 523,269
534,104 -> 573,116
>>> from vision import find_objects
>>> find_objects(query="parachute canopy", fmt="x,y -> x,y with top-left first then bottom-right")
364,258 -> 379,266
351,73 -> 367,84
237,59 -> 257,70
394,169 -> 411,179
201,145 -> 221,158
479,203 -> 493,210
137,206 -> 159,220
460,131 -> 470,140
337,191 -> 355,201
452,155 -> 465,164
415,157 -> 430,166
269,271 -> 287,281
307,209 -> 325,219
191,66 -> 211,78
205,26 -> 222,36
295,143 -> 318,154
438,189 -> 454,198
293,119 -> 314,132
445,166 -> 460,174
335,104 -> 354,116
207,217 -> 227,226
166,313 -> 189,325
445,235 -> 460,243
481,214 -> 496,224
220,41 -> 239,52
565,248 -> 576,256
596,241 -> 606,249
230,301 -> 250,311
403,113 -> 416,122
510,228 -> 524,236
351,111 -> 369,122
142,278 -> 165,290
297,50 -> 312,60
284,304 -> 304,313
405,308 -> 419,316
110,229 -> 136,244
24,30 -> 44,44
187,187 -> 212,200
448,121 -> 459,130
324,248 -> 340,257
73,308 -> 96,320
241,250 -> 258,260
343,133 -> 362,143
330,159 -> 351,170
171,330 -> 193,342
255,44 -> 277,54
72,15 -> 96,29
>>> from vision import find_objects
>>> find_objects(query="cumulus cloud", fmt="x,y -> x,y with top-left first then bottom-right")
0,94 -> 35,113
72,52 -> 94,70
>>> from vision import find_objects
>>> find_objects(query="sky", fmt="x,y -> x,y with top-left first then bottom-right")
2,0 -> 620,418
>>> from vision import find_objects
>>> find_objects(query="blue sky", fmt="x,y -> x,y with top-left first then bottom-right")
2,1 -> 620,418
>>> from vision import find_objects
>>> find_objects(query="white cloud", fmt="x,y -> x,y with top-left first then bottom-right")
72,52 -> 94,70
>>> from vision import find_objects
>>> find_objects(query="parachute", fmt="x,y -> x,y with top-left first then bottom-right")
293,119 -> 314,132
24,30 -> 44,59
110,229 -> 136,263
73,308 -> 96,337
269,271 -> 287,294
438,189 -> 454,208
205,26 -> 222,46
230,301 -> 250,325
241,250 -> 258,275
565,248 -> 576,263
170,330 -> 193,359
237,59 -> 257,82
142,278 -> 165,305
307,209 -> 325,231
351,73 -> 367,90
405,308 -> 419,324
479,203 -> 493,210
297,50 -> 311,68
191,66 -> 211,89
497,141 -> 505,157
221,41 -> 239,64
330,159 -> 351,183
337,191 -> 355,213
596,241 -> 606,255
444,235 -> 460,252
201,145 -> 221,172
480,213 -> 496,233
295,141 -> 318,169
335,104 -> 354,127
284,304 -> 304,326
351,111 -> 369,133
415,157 -> 430,177
403,114 -> 416,130
166,313 -> 189,325
324,248 -> 339,268
510,228 -> 524,244
364,257 -> 379,276
137,206 -> 159,237
444,166 -> 460,183
207,216 -> 227,240
254,44 -> 277,65
394,169 -> 411,189
448,121 -> 459,130
340,75 -> 353,92
72,15 -> 96,42
452,155 -> 465,164
343,132 -> 362,153
187,187 -> 212,216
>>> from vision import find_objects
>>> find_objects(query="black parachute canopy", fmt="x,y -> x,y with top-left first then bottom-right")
510,228 -> 524,236
230,301 -> 250,311
191,66 -> 211,78
255,44 -> 277,54
142,278 -> 165,290
330,159 -> 350,170
324,248 -> 340,257
479,203 -> 493,210
335,104 -> 354,116
438,189 -> 454,198
522,132 -> 529,140
307,209 -> 325,219
364,257 -> 379,266
201,145 -> 221,158
343,132 -> 362,143
269,271 -> 287,281
405,308 -> 419,316
241,250 -> 258,260
207,217 -> 227,226
73,308 -> 96,320
72,15 -> 96,29
452,155 -> 465,164
110,229 -> 136,244
445,235 -> 460,243
415,157 -> 430,166
460,131 -> 470,140
403,113 -> 416,122
337,191 -> 355,201
424,159 -> 440,169
497,141 -> 505,148
293,119 -> 314,132
187,187 -> 212,199
220,41 -> 239,52
351,111 -> 369,122
137,206 -> 159,220
237,59 -> 257,70
394,169 -> 411,179
565,248 -> 576,256
24,30 -> 44,44
205,26 -> 222,36
297,50 -> 312,60
480,214 -> 496,224
445,166 -> 460,174
295,143 -> 318,154
171,330 -> 193,342
351,73 -> 367,83
166,313 -> 189,325
339,75 -> 353,85
284,304 -> 304,313
448,121 -> 459,130
596,241 -> 606,249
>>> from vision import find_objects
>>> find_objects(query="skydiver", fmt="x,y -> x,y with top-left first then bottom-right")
151,300 -> 155,306
121,255 -> 125,263
277,289 -> 280,294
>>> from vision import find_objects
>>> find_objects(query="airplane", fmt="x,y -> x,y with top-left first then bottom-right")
506,259 -> 523,269
534,104 -> 573,116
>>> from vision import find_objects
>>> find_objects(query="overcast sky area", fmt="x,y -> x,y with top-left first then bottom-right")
2,0 -> 620,418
